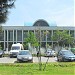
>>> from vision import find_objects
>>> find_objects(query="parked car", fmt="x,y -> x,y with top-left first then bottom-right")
17,50 -> 33,62
57,50 -> 75,62
0,50 -> 4,57
9,43 -> 24,58
45,49 -> 56,57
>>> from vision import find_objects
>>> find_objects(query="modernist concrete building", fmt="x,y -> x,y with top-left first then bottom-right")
0,19 -> 75,50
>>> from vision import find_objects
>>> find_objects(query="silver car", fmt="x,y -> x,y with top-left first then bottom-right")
0,50 -> 4,57
45,49 -> 56,57
17,50 -> 33,62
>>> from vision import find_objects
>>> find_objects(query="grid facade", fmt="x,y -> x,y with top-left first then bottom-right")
0,26 -> 75,50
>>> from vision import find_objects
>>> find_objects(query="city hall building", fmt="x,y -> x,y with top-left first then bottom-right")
0,19 -> 75,50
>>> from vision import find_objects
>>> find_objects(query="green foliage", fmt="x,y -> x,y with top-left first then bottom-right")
0,44 -> 2,50
0,26 -> 2,32
71,48 -> 75,54
0,42 -> 2,50
0,0 -> 15,24
51,30 -> 75,46
24,32 -> 39,48
0,63 -> 74,75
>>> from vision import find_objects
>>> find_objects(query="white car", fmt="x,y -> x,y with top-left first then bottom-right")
17,50 -> 33,62
9,43 -> 24,58
45,49 -> 56,57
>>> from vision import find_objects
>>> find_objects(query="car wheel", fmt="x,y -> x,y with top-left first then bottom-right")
57,59 -> 60,62
58,58 -> 61,62
60,58 -> 65,62
10,56 -> 12,58
0,55 -> 3,58
31,60 -> 33,63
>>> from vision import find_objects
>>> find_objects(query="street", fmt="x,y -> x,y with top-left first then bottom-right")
0,57 -> 57,63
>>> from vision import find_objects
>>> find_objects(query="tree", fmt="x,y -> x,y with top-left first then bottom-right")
0,0 -> 15,24
0,25 -> 2,32
51,30 -> 75,49
24,31 -> 42,70
0,43 -> 2,50
24,32 -> 39,49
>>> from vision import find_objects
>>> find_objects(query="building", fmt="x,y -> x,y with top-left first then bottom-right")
0,19 -> 75,50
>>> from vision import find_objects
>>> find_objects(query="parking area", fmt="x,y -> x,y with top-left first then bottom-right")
0,57 -> 57,63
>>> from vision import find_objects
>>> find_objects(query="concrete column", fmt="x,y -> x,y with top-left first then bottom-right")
69,30 -> 70,48
4,30 -> 5,50
46,30 -> 47,49
74,30 -> 75,38
6,30 -> 8,52
22,30 -> 23,44
52,30 -> 53,48
16,30 -> 17,43
13,30 -> 14,44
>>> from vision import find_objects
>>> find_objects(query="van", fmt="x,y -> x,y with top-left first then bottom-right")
9,43 -> 24,57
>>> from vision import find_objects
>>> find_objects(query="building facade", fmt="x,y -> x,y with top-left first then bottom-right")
0,26 -> 75,50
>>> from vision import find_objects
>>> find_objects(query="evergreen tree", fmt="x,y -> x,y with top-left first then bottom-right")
0,0 -> 15,23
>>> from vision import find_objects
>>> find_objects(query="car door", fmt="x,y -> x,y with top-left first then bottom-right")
57,51 -> 63,61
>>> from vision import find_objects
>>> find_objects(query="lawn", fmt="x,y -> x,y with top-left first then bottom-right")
0,62 -> 75,75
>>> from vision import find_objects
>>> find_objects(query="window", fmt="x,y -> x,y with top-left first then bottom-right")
0,31 -> 4,41
8,30 -> 13,41
23,31 -> 28,41
17,30 -> 22,41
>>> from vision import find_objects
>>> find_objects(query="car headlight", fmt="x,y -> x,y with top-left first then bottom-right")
29,57 -> 32,59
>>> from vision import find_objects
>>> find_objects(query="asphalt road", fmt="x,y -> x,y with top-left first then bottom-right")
0,57 -> 57,63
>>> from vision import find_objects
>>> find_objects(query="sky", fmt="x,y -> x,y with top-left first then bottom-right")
4,0 -> 74,26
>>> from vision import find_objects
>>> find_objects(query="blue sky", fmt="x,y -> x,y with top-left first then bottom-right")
4,0 -> 74,26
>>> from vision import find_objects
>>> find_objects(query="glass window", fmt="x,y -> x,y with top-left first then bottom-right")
14,30 -> 16,41
17,30 -> 22,41
70,30 -> 74,37
0,31 -> 4,41
12,46 -> 20,50
35,30 -> 39,41
47,30 -> 52,41
41,30 -> 46,41
5,30 -> 7,41
8,30 -> 13,41
23,31 -> 28,41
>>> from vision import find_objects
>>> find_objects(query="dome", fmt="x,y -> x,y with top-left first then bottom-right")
33,19 -> 49,26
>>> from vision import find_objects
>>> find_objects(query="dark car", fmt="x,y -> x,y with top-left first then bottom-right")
0,50 -> 4,57
57,50 -> 75,62
17,50 -> 33,62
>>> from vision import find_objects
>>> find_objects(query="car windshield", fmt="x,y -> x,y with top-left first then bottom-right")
63,50 -> 74,55
12,46 -> 20,50
0,50 -> 3,52
47,49 -> 52,52
19,51 -> 30,55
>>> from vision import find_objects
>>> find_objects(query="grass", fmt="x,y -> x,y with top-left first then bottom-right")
0,62 -> 75,75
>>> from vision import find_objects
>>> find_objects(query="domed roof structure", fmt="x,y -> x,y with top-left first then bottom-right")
33,19 -> 49,26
